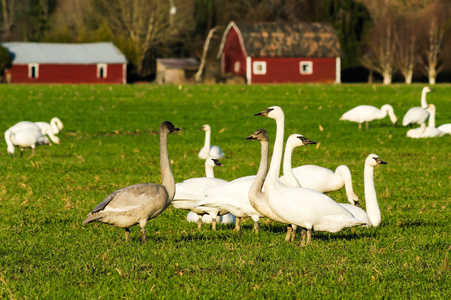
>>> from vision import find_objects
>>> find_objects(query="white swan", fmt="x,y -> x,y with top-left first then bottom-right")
82,121 -> 180,243
280,164 -> 359,206
7,120 -> 60,145
257,106 -> 366,245
402,86 -> 433,133
339,154 -> 387,227
35,117 -> 64,144
339,104 -> 398,129
5,126 -> 49,157
406,104 -> 446,138
198,124 -> 224,159
172,157 -> 230,229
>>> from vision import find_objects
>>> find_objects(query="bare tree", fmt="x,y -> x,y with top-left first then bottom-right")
417,1 -> 450,85
1,0 -> 15,40
360,11 -> 396,84
394,12 -> 418,84
97,0 -> 192,77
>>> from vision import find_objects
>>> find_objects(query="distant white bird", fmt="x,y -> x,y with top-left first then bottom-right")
402,86 -> 433,133
198,124 -> 224,159
339,104 -> 398,129
82,121 -> 180,243
406,104 -> 446,138
8,118 -> 62,145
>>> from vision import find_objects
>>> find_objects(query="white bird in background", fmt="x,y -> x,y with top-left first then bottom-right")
35,117 -> 64,144
402,86 -> 434,134
256,106 -> 366,245
406,104 -> 446,138
339,154 -> 387,228
198,124 -> 224,159
339,104 -> 398,129
4,127 -> 49,157
7,119 -> 62,145
82,121 -> 180,243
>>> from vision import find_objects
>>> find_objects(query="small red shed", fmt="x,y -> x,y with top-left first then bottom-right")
2,42 -> 127,84
218,22 -> 341,84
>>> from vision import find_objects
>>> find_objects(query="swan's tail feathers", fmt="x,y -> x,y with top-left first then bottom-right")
82,213 -> 101,225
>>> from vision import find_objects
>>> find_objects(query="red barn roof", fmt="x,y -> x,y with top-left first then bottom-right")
218,21 -> 341,58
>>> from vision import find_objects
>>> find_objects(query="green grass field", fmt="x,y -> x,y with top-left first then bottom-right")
0,84 -> 450,299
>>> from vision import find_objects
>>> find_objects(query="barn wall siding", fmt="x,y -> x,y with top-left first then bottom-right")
249,57 -> 337,84
7,64 -> 125,84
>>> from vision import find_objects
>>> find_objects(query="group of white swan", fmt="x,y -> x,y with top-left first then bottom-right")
339,86 -> 450,138
4,117 -> 64,157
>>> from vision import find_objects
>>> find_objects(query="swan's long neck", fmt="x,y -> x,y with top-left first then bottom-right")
205,163 -> 215,178
4,129 -> 15,154
203,129 -> 211,149
282,140 -> 300,187
160,129 -> 175,200
428,107 -> 436,128
249,139 -> 269,201
421,90 -> 428,108
364,163 -> 381,227
336,166 -> 355,200
267,115 -> 284,185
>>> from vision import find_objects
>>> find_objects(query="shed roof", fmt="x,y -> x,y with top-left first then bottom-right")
219,21 -> 341,58
1,42 -> 127,64
157,58 -> 199,69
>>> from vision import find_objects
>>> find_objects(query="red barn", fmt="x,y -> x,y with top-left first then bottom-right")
2,42 -> 127,84
218,22 -> 341,84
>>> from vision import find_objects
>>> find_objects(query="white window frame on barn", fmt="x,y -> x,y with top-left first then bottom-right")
28,64 -> 39,79
299,61 -> 313,75
234,61 -> 240,72
253,61 -> 267,75
97,64 -> 107,78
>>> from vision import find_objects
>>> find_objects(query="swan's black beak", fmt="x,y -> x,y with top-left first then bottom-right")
246,135 -> 257,140
354,200 -> 360,207
254,108 -> 274,117
298,136 -> 316,145
212,158 -> 223,167
394,121 -> 398,127
373,157 -> 387,165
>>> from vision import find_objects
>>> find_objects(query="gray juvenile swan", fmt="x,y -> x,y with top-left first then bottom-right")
82,121 -> 180,243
